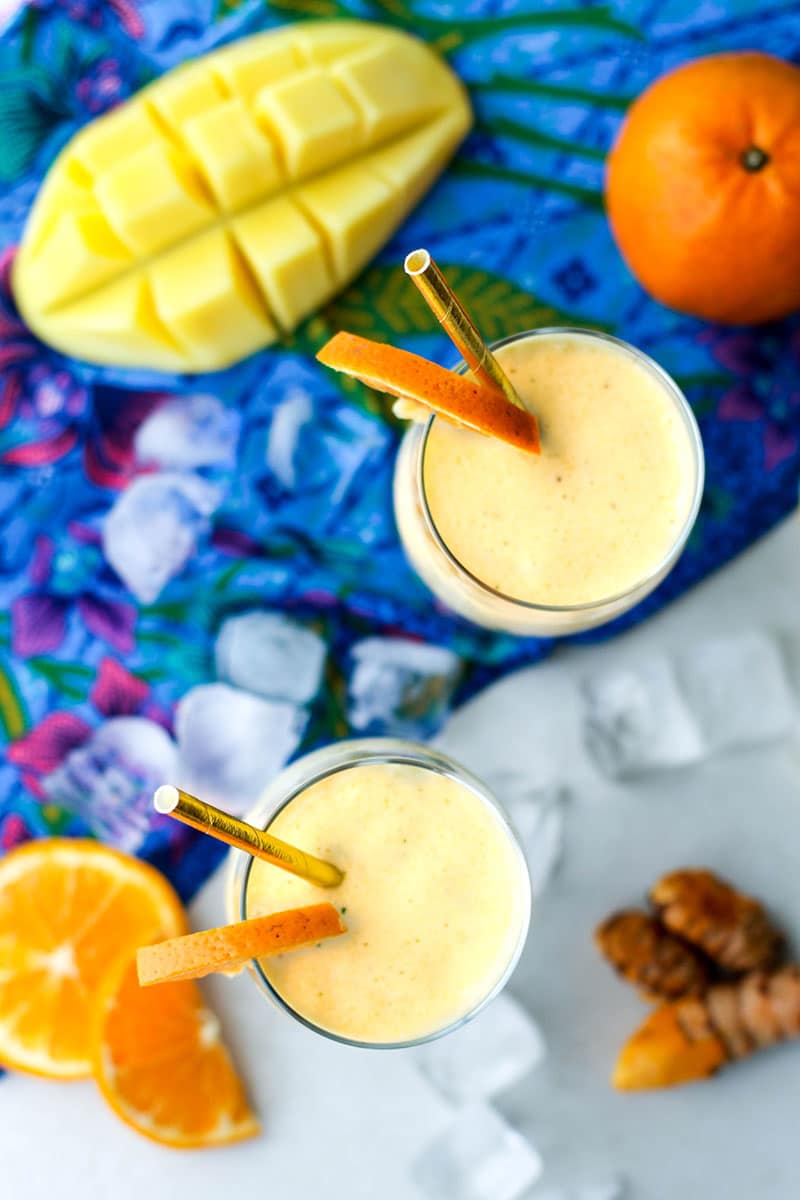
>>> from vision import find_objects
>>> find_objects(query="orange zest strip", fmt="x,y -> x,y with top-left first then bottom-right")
317,331 -> 541,454
137,902 -> 347,987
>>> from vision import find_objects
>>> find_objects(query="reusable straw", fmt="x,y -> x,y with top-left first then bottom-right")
404,248 -> 526,412
154,785 -> 344,889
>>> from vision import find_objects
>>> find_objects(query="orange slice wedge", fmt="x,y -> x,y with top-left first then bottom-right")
316,330 -> 541,453
0,838 -> 186,1079
613,1003 -> 726,1091
137,903 -> 347,986
92,954 -> 259,1148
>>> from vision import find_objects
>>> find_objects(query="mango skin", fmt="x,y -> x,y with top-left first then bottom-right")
13,21 -> 471,373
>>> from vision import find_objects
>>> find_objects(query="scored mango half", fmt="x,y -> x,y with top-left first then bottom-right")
13,21 -> 471,372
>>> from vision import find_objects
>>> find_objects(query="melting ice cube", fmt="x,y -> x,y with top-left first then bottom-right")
102,472 -> 221,604
411,992 -> 545,1103
215,610 -> 326,705
265,387 -> 313,489
412,1103 -> 543,1200
175,683 -> 307,810
134,395 -> 240,469
347,637 -> 462,739
42,717 -> 179,853
677,631 -> 796,752
486,771 -> 567,897
582,657 -> 706,779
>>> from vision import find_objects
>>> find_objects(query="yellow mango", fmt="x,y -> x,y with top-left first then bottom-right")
296,164 -> 400,283
182,99 -> 282,211
23,169 -> 96,258
332,42 -> 449,141
150,230 -> 277,369
94,143 -> 213,256
211,38 -> 300,102
41,277 -> 186,373
22,212 -> 131,310
14,21 -> 471,372
232,199 -> 333,330
75,106 -> 163,175
292,23 -> 375,65
148,63 -> 226,134
370,110 -> 473,207
255,67 -> 363,180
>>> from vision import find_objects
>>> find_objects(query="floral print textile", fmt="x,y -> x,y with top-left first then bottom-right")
0,0 -> 798,901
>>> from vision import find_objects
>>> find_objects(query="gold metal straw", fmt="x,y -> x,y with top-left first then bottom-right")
404,248 -> 526,412
154,785 -> 344,889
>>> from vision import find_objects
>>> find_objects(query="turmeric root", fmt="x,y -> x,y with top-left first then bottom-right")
613,965 -> 800,1090
650,868 -> 782,972
595,910 -> 709,1000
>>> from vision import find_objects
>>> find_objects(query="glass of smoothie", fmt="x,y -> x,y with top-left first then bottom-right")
227,738 -> 531,1048
394,327 -> 704,636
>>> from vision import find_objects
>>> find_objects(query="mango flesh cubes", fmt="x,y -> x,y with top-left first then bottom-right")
13,21 -> 471,372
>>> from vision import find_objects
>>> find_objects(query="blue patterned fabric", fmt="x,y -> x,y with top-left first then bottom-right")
0,0 -> 799,900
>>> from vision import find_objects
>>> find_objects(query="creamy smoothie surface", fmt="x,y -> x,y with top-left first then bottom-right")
246,761 -> 528,1043
422,332 -> 696,606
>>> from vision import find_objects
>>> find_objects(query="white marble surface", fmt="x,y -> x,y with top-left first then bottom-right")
3,515 -> 800,1199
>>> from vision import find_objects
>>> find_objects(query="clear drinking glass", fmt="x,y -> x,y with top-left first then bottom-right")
393,327 -> 705,637
227,738 -> 532,1049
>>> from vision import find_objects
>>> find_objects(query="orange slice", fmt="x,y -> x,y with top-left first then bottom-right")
316,330 -> 541,453
137,903 -> 347,986
613,1003 -> 726,1091
0,838 -> 186,1079
92,954 -> 259,1148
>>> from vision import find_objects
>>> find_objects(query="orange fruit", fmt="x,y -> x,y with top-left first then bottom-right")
606,52 -> 800,324
317,331 -> 541,453
137,902 -> 346,986
0,838 -> 186,1078
92,953 -> 259,1148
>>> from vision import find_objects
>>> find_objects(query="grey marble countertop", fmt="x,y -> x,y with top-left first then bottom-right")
3,515 -> 799,1200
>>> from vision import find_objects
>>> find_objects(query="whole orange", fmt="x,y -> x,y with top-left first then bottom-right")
606,52 -> 800,325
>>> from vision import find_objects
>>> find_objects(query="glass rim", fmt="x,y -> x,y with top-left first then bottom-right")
235,737 -> 532,1050
415,325 -> 706,615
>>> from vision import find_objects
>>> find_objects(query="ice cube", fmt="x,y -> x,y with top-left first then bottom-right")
677,631 -> 797,752
411,992 -> 545,1103
781,629 -> 800,696
347,637 -> 462,738
412,1103 -> 543,1200
582,657 -> 706,779
254,367 -> 391,556
215,610 -> 326,705
265,386 -> 313,489
486,771 -> 567,896
175,683 -> 307,810
42,717 -> 179,853
103,472 -> 221,604
133,394 -> 240,469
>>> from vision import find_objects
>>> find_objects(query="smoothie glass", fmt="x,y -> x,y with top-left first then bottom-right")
393,327 -> 704,637
227,738 -> 531,1049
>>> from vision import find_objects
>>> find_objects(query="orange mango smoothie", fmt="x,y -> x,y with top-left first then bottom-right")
394,328 -> 702,635
245,759 -> 530,1045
